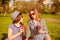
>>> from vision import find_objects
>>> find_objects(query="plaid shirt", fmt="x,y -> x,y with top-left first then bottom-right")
26,19 -> 48,39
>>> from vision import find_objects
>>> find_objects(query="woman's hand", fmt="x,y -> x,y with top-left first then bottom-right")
8,27 -> 24,40
25,38 -> 28,40
20,28 -> 24,33
38,29 -> 46,34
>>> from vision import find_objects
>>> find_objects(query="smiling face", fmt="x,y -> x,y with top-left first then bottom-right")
29,8 -> 40,21
29,11 -> 36,20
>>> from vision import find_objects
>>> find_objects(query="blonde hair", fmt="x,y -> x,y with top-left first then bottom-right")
28,8 -> 41,22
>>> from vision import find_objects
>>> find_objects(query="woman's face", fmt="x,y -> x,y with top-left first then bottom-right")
20,17 -> 23,22
30,11 -> 36,19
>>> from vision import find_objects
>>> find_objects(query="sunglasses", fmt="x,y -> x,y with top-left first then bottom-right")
30,13 -> 35,16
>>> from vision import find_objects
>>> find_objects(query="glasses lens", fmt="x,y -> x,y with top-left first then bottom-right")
30,13 -> 35,15
32,13 -> 35,15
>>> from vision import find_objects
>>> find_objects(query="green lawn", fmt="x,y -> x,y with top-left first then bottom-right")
0,14 -> 60,40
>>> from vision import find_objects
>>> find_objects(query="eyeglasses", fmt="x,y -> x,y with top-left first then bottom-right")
30,13 -> 35,16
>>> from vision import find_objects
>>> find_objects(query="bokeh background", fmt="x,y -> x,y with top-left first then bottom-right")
0,0 -> 60,40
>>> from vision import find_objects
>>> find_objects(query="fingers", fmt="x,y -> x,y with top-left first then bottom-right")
20,29 -> 24,33
38,29 -> 45,34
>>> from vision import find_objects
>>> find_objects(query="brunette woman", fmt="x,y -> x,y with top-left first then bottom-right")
8,11 -> 26,40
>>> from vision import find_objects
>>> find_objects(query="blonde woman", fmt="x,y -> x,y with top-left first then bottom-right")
26,8 -> 51,40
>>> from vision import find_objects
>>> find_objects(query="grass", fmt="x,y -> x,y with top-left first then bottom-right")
40,13 -> 60,19
0,13 -> 60,40
46,22 -> 60,40
0,14 -> 12,40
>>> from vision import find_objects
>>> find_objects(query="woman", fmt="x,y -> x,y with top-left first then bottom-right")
8,11 -> 26,40
26,8 -> 51,40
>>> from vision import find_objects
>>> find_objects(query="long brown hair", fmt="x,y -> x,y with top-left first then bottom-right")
28,8 -> 40,22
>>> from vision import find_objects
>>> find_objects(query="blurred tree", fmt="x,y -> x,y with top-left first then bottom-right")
12,0 -> 60,14
43,0 -> 54,14
1,0 -> 10,17
37,0 -> 44,13
0,0 -> 2,14
52,0 -> 60,14
2,0 -> 9,4
0,0 -> 2,4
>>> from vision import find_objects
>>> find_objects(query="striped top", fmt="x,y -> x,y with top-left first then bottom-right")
8,24 -> 22,40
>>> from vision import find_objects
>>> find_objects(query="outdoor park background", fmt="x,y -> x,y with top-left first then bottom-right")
0,0 -> 60,40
